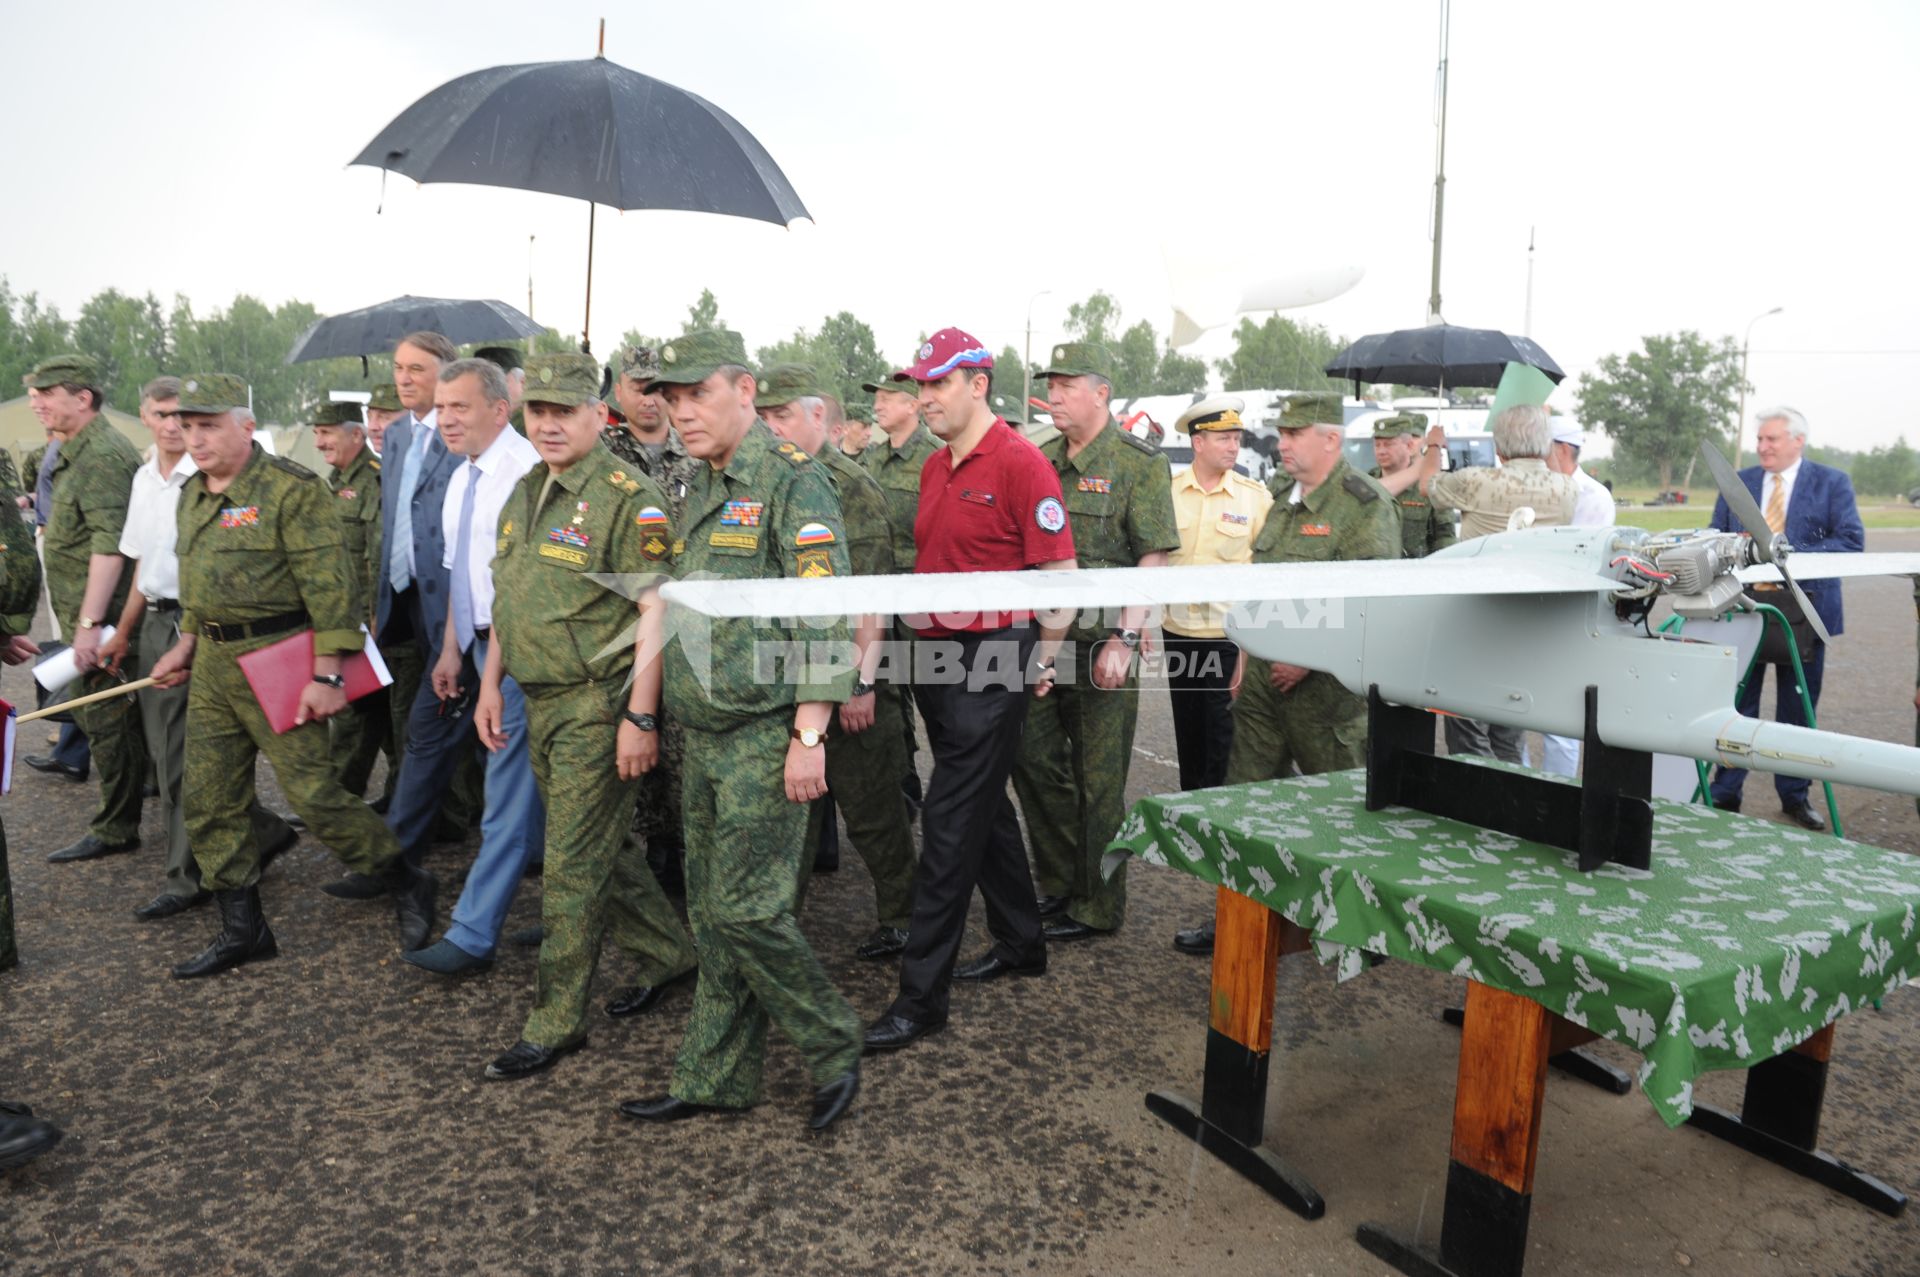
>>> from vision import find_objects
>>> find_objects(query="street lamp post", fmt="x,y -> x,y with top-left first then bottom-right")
1733,306 -> 1783,469
1023,289 -> 1052,420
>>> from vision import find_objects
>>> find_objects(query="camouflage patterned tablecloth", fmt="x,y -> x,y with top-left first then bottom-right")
1107,767 -> 1920,1128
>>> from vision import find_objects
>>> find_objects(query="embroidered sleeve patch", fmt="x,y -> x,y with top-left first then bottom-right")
635,505 -> 669,527
794,521 -> 836,546
1035,496 -> 1067,534
796,548 -> 834,577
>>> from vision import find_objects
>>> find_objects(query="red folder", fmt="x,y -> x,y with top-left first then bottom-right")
236,630 -> 390,735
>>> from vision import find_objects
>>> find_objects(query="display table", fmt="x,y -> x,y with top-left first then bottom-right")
1107,766 -> 1920,1277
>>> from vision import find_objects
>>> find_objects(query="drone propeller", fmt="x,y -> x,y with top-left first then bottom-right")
1696,440 -> 1833,644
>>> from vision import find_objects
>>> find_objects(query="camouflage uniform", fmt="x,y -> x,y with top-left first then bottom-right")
41,395 -> 146,846
0,463 -> 42,972
1012,345 -> 1180,932
321,438 -> 389,796
863,418 -> 941,797
655,330 -> 861,1106
625,427 -> 703,855
1228,452 -> 1401,783
1428,456 -> 1576,538
490,354 -> 695,1050
174,402 -> 403,890
1368,413 -> 1456,558
760,366 -> 917,931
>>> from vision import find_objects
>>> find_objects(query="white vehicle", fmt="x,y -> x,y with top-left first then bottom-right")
1342,403 -> 1506,476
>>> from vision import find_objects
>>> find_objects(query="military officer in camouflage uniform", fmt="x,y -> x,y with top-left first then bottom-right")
149,375 -> 432,979
477,353 -> 697,1080
365,382 -> 404,457
1012,342 -> 1180,940
1230,392 -> 1400,783
310,400 -> 389,798
26,353 -> 148,863
861,371 -> 941,806
1370,412 -> 1456,558
759,364 -> 918,960
619,330 -> 862,1132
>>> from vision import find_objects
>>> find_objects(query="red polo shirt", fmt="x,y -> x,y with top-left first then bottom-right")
911,419 -> 1075,634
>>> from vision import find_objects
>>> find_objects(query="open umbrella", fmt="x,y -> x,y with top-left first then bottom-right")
285,295 -> 544,365
349,22 -> 809,351
1324,325 -> 1564,393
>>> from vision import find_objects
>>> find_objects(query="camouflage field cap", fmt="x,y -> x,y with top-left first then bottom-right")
757,363 -> 825,410
1371,412 -> 1428,438
310,400 -> 364,428
366,382 -> 403,412
473,345 -> 525,373
22,352 -> 103,390
844,405 -> 872,425
650,329 -> 751,386
989,390 -> 1029,424
861,371 -> 916,396
521,353 -> 602,407
617,344 -> 661,384
176,374 -> 250,415
1277,391 -> 1344,431
1176,394 -> 1247,434
1036,340 -> 1116,382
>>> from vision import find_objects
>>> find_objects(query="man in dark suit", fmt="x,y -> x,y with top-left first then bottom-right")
324,331 -> 464,898
1708,406 -> 1864,829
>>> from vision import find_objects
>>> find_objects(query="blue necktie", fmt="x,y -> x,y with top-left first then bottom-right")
450,463 -> 481,652
389,424 -> 431,592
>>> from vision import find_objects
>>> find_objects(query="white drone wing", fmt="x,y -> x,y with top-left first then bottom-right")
1737,552 -> 1920,583
659,559 -> 1619,620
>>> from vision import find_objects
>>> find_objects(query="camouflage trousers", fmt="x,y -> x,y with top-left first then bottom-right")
632,707 -> 685,849
672,715 -> 862,1106
520,679 -> 695,1049
1011,652 -> 1140,931
1225,667 -> 1367,783
70,664 -> 147,844
185,636 -> 402,892
803,687 -> 918,930
1,815 -> 14,973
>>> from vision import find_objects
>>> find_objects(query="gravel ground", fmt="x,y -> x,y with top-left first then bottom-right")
3,531 -> 1917,1276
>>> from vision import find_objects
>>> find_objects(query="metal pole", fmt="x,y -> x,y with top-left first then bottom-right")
1426,0 -> 1450,326
1524,226 -> 1535,338
1024,288 -> 1052,417
528,234 -> 535,323
1732,306 -> 1783,469
583,203 -> 596,354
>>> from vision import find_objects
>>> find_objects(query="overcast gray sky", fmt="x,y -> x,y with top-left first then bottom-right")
4,0 -> 1916,453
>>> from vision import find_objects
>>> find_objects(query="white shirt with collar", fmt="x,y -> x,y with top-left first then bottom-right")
118,448 -> 199,602
1570,467 -> 1616,528
1763,457 -> 1802,522
440,425 -> 540,631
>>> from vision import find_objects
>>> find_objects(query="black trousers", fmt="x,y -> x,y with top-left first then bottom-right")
1163,635 -> 1239,791
891,625 -> 1042,1024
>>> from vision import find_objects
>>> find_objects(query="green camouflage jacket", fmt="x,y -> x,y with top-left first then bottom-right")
1371,466 -> 1458,558
44,415 -> 139,629
818,445 -> 895,578
862,424 -> 940,571
1041,420 -> 1181,639
328,445 -> 383,625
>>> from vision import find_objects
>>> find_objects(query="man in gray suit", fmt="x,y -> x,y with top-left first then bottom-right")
324,331 -> 464,900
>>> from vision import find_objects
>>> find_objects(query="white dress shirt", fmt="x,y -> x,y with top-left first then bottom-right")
118,449 -> 199,602
1570,466 -> 1616,528
441,425 -> 540,630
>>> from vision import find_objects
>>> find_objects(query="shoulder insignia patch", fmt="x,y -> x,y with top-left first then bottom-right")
1341,472 -> 1382,503
1116,429 -> 1156,456
608,470 -> 628,485
774,441 -> 811,465
795,521 -> 835,547
796,548 -> 834,577
369,459 -> 381,472
267,455 -> 317,481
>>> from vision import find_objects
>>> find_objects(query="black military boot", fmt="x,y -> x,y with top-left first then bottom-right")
389,860 -> 438,953
172,886 -> 278,979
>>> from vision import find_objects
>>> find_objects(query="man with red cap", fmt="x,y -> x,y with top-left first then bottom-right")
864,329 -> 1078,1054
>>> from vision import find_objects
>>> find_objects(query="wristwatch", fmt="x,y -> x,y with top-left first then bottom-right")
77,616 -> 100,631
1111,628 -> 1142,650
790,726 -> 826,748
851,680 -> 875,698
312,673 -> 346,689
622,710 -> 659,732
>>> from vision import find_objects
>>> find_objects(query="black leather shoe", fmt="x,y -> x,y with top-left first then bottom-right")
605,968 -> 696,1017
854,926 -> 908,961
1712,797 -> 1741,815
0,1109 -> 63,1172
617,1095 -> 744,1123
1034,894 -> 1068,918
134,890 -> 211,921
24,754 -> 86,783
484,1038 -> 582,1080
283,812 -> 307,832
172,886 -> 278,978
1172,922 -> 1215,956
402,938 -> 493,976
953,950 -> 1047,981
1782,802 -> 1827,832
46,834 -> 139,863
863,1012 -> 945,1053
392,864 -> 437,953
320,871 -> 388,900
506,925 -> 545,947
1043,917 -> 1113,943
810,1067 -> 859,1131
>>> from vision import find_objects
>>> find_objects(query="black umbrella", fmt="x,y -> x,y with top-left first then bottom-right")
1324,324 -> 1565,392
349,23 -> 809,351
285,295 -> 544,365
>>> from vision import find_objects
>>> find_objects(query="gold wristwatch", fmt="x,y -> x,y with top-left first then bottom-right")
77,616 -> 101,630
790,726 -> 825,748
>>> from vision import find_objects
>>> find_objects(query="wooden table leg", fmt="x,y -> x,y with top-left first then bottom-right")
1145,885 -> 1325,1219
1358,980 -> 1554,1277
1687,1024 -> 1907,1216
